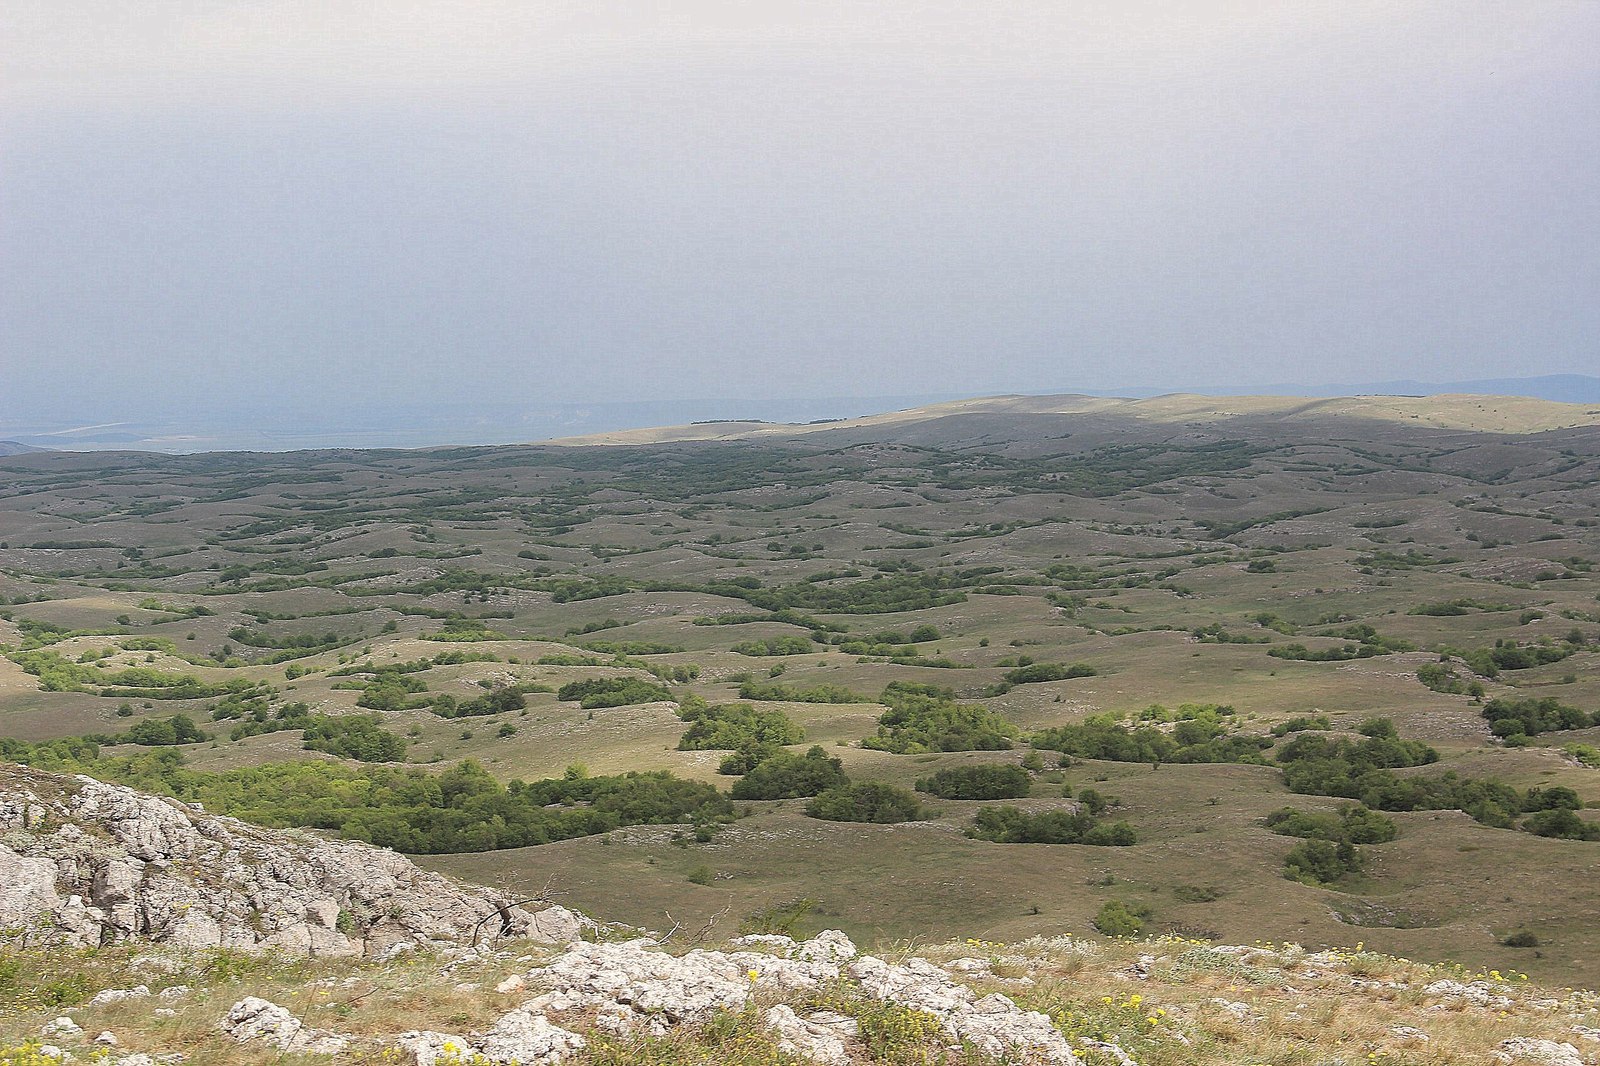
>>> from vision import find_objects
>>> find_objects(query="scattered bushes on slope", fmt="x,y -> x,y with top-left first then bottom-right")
1277,717 -> 1595,836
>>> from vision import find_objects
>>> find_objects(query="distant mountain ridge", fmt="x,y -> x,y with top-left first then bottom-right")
1107,373 -> 1600,404
552,389 -> 1600,446
4,375 -> 1595,454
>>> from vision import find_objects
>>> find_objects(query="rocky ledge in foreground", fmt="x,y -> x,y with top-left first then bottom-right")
0,764 -> 584,955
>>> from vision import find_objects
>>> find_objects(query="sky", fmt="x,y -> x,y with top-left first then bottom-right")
3,1 -> 1598,434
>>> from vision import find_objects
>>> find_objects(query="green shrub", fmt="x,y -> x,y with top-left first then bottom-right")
736,680 -> 871,703
1564,743 -> 1600,768
432,684 -> 530,719
54,757 -> 734,854
1283,838 -> 1363,885
1076,788 -> 1113,815
677,698 -> 803,751
968,805 -> 1135,846
98,714 -> 210,746
1481,696 -> 1597,738
730,747 -> 848,800
1001,662 -> 1097,686
915,764 -> 1031,800
862,682 -> 1017,754
731,636 -> 815,657
301,714 -> 407,762
1265,805 -> 1398,844
1417,662 -> 1484,697
557,677 -> 673,708
1032,706 -> 1269,765
1271,715 -> 1332,736
1523,808 -> 1600,840
806,782 -> 923,823
1093,900 -> 1152,937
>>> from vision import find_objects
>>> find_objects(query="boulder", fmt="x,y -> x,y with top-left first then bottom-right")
222,996 -> 350,1055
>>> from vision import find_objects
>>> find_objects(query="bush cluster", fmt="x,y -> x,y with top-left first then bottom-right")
861,683 -> 1017,754
1482,696 -> 1599,741
915,764 -> 1031,800
90,714 -> 209,747
729,746 -> 848,800
806,782 -> 923,823
1279,718 -> 1592,834
676,697 -> 803,751
556,677 -> 674,708
968,806 -> 1136,846
45,754 -> 735,854
736,680 -> 871,704
1032,706 -> 1269,765
731,636 -> 816,657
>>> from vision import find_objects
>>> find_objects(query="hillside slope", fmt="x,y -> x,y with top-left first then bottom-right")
3,771 -> 1600,1066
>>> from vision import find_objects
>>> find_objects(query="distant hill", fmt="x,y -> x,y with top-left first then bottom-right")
551,390 -> 1600,446
1113,374 -> 1600,404
0,440 -> 47,455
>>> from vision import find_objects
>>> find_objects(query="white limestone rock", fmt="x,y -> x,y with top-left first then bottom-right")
476,1009 -> 588,1064
393,1030 -> 475,1066
849,954 -> 1079,1066
222,996 -> 350,1055
1496,1038 -> 1587,1066
764,1005 -> 856,1065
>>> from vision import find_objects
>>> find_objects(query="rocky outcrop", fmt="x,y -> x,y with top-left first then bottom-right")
0,765 -> 586,955
431,931 -> 1084,1066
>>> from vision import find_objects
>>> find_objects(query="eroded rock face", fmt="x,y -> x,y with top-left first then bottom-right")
0,766 -> 586,954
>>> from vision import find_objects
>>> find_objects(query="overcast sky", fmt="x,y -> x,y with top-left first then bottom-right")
3,1 -> 1597,422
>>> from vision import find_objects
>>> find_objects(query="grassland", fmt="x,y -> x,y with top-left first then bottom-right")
2,394 -> 1600,983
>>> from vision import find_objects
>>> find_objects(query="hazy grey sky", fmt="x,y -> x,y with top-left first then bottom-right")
3,1 -> 1597,420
